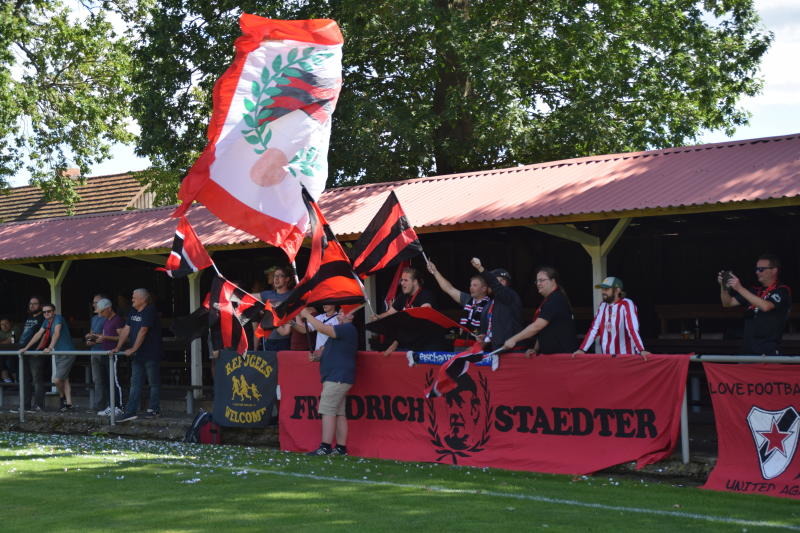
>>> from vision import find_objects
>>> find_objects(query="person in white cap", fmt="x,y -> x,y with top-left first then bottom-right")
573,277 -> 650,359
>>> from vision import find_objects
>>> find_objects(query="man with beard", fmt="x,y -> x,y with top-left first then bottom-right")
718,254 -> 792,355
373,267 -> 441,356
17,297 -> 46,411
573,277 -> 650,358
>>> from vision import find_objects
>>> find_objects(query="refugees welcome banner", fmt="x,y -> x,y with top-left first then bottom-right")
214,350 -> 277,427
279,352 -> 689,475
703,363 -> 800,500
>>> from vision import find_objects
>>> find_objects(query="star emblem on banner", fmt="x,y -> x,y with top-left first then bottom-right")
758,420 -> 792,456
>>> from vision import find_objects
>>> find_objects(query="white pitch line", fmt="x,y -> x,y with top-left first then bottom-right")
138,459 -> 800,531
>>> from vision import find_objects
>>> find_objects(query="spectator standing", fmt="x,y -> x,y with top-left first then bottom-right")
504,266 -> 577,355
302,306 -> 358,457
470,257 -> 523,351
427,261 -> 490,346
0,318 -> 18,382
373,267 -> 440,356
573,277 -> 650,359
260,265 -> 295,351
18,297 -> 45,411
292,304 -> 340,351
85,294 -> 107,412
113,289 -> 162,422
91,298 -> 125,416
719,254 -> 793,355
20,303 -> 76,411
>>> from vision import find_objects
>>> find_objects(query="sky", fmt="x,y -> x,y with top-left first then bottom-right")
12,0 -> 800,185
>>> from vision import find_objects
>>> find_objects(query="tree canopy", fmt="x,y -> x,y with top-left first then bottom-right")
6,1 -> 773,207
0,0 -> 137,208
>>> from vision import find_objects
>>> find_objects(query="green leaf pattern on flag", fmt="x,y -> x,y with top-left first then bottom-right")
287,147 -> 322,178
242,46 -> 334,155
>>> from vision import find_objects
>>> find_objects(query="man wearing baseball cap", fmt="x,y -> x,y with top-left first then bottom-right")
470,257 -> 522,351
574,276 -> 650,359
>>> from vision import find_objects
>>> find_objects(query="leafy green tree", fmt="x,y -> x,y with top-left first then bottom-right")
0,0 -> 135,208
131,0 -> 771,203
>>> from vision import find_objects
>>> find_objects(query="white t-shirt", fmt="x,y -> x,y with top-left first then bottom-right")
308,312 -> 340,350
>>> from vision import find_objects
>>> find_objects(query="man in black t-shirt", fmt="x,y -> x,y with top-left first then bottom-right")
372,267 -> 440,355
113,288 -> 163,422
504,266 -> 577,355
20,296 -> 46,411
719,254 -> 793,355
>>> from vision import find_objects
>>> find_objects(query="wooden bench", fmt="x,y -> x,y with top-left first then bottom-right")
654,303 -> 800,337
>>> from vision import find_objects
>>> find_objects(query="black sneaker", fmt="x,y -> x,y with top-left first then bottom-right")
331,446 -> 348,456
306,446 -> 332,456
59,404 -> 74,413
116,413 -> 138,423
142,409 -> 160,419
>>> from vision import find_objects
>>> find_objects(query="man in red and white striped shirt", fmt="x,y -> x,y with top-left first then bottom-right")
574,277 -> 650,359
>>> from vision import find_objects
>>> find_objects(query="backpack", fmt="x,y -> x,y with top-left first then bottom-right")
184,409 -> 222,445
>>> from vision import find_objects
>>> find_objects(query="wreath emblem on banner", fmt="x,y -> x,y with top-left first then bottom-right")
425,369 -> 493,464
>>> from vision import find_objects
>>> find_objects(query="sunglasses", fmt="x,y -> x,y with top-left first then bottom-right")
755,266 -> 776,273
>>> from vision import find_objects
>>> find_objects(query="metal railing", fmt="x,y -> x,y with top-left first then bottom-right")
0,350 -> 120,425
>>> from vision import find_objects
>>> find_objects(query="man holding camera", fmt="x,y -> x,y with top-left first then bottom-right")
719,254 -> 792,355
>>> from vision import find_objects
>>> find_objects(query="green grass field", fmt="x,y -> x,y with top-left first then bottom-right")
0,431 -> 798,532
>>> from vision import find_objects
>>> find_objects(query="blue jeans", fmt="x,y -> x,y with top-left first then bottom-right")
125,358 -> 160,416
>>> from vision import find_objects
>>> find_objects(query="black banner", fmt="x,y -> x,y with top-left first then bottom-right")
213,350 -> 278,428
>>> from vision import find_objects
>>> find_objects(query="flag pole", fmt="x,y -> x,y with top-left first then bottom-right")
290,260 -> 316,354
353,273 -> 376,317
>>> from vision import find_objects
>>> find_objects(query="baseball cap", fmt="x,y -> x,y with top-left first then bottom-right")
95,298 -> 112,311
595,276 -> 623,289
490,268 -> 511,281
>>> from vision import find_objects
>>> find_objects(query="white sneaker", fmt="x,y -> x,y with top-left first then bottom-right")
114,407 -> 124,417
97,407 -> 111,416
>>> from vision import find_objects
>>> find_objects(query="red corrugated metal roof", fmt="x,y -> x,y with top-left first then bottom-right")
320,133 -> 800,236
1,133 -> 798,262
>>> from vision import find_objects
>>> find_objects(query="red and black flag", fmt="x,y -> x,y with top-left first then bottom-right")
209,276 -> 271,356
349,191 -> 422,279
159,217 -> 214,278
273,188 -> 364,324
425,342 -> 486,398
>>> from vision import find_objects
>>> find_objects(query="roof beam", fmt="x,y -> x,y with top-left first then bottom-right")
130,254 -> 169,266
526,224 -> 599,248
0,263 -> 54,280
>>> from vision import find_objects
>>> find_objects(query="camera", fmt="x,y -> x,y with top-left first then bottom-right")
720,270 -> 733,286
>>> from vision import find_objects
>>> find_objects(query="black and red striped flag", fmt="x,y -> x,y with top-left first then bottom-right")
273,188 -> 365,325
349,191 -> 422,279
159,217 -> 214,278
209,276 -> 271,356
424,341 -> 486,398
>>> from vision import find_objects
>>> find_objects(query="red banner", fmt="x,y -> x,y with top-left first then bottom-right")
279,352 -> 689,474
703,363 -> 800,499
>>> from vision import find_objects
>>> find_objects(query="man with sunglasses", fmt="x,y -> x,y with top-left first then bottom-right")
719,253 -> 792,355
